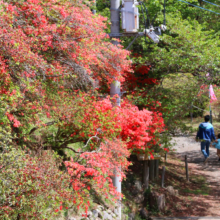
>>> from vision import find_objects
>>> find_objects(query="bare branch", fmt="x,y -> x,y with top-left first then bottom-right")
82,135 -> 100,149
65,146 -> 83,154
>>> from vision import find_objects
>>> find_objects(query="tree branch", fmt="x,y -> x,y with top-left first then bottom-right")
29,121 -> 57,135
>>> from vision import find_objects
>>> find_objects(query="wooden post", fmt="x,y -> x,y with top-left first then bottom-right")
149,160 -> 155,181
161,166 -> 165,188
143,160 -> 149,190
155,159 -> 159,179
185,155 -> 189,181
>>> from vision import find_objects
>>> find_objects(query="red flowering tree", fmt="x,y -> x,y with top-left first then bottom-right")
124,64 -> 159,92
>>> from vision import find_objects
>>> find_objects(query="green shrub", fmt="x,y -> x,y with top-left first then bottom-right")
0,146 -> 74,219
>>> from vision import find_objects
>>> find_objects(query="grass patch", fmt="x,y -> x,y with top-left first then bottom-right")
190,175 -> 207,184
181,187 -> 209,195
181,175 -> 210,195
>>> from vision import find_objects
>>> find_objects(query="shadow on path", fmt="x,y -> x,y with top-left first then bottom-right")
174,149 -> 220,174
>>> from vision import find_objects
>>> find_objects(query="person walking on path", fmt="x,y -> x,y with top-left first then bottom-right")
211,133 -> 220,161
196,115 -> 216,163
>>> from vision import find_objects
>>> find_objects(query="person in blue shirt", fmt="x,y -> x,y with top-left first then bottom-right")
196,115 -> 216,163
211,133 -> 220,161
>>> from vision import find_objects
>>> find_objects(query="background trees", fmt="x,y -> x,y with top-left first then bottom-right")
110,0 -> 220,133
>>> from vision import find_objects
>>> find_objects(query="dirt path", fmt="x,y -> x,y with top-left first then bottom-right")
171,136 -> 220,217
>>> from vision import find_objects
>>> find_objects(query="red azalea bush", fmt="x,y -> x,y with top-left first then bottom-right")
65,139 -> 131,215
0,0 -> 166,218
